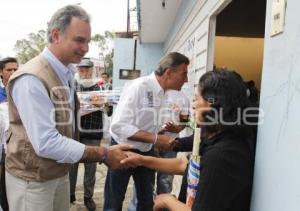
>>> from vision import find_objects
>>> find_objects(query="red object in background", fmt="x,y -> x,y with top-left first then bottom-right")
97,79 -> 105,86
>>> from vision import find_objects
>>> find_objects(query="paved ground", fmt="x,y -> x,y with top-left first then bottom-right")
69,162 -> 134,211
69,140 -> 134,211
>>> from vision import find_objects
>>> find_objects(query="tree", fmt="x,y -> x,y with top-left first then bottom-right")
14,30 -> 47,64
91,31 -> 115,76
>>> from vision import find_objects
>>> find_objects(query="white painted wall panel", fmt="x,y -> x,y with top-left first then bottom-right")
163,0 -> 228,90
251,0 -> 300,210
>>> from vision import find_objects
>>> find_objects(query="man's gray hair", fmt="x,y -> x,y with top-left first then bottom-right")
155,52 -> 190,76
47,5 -> 90,42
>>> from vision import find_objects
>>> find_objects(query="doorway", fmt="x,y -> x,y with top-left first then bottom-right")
211,0 -> 267,90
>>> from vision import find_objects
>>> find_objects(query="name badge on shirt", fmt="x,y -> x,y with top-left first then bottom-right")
146,91 -> 154,107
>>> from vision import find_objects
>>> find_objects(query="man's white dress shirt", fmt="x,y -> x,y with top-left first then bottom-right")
110,73 -> 165,152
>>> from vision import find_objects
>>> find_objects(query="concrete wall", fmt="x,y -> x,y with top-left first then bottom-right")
112,38 -> 163,89
251,0 -> 300,210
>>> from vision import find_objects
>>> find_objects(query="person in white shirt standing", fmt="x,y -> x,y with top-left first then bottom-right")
104,52 -> 190,211
127,89 -> 190,211
156,90 -> 190,194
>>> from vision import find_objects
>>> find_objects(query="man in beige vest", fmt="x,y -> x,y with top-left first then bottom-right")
5,5 -> 130,211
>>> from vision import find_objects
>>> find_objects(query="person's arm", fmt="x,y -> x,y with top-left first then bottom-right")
109,83 -> 143,140
110,83 -> 174,150
159,111 -> 189,134
154,194 -> 191,211
11,75 -> 131,166
11,75 -> 85,163
80,144 -> 132,169
129,130 -> 176,150
121,151 -> 187,175
160,121 -> 186,134
173,134 -> 194,152
162,93 -> 190,134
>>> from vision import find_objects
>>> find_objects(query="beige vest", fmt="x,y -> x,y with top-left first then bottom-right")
5,54 -> 77,182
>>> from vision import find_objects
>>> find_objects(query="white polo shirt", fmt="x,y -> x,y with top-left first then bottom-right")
110,73 -> 165,152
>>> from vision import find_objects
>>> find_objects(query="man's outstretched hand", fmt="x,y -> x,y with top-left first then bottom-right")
80,144 -> 132,170
104,144 -> 132,169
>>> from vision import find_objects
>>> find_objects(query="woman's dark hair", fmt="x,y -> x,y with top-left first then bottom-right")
245,80 -> 259,105
198,69 -> 254,135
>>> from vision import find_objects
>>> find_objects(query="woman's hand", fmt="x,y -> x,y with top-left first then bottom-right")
153,194 -> 176,211
163,121 -> 184,133
120,151 -> 144,168
154,194 -> 191,211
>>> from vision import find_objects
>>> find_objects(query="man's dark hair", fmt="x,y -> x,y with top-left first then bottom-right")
0,57 -> 18,70
198,69 -> 254,134
155,52 -> 189,76
101,72 -> 109,77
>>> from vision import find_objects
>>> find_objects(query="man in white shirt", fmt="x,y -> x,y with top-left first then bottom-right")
104,52 -> 190,211
127,90 -> 190,211
156,90 -> 190,194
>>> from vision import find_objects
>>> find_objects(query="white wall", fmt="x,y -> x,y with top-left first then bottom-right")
162,0 -> 231,101
112,38 -> 163,89
251,0 -> 300,210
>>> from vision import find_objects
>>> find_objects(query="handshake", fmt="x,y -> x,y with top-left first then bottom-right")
80,144 -> 133,170
80,133 -> 178,170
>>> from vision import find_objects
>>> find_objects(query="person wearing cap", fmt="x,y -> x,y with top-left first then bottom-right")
4,5 -> 130,211
69,58 -> 112,210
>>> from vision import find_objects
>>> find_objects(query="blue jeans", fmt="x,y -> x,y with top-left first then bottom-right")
104,139 -> 155,211
127,187 -> 138,211
128,150 -> 177,211
156,150 -> 177,194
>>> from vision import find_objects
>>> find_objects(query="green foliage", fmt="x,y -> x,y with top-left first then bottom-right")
91,31 -> 115,76
14,29 -> 114,74
14,30 -> 47,64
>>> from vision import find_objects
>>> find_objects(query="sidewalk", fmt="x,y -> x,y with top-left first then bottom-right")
69,163 -> 134,211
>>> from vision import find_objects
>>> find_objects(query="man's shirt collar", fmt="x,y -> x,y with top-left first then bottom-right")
42,47 -> 75,87
149,73 -> 164,95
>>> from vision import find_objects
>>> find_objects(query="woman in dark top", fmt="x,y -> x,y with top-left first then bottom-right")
121,69 -> 256,211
